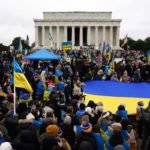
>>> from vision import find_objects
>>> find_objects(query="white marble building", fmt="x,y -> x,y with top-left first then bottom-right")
34,12 -> 121,49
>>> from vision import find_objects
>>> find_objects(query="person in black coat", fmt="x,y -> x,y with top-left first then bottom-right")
60,115 -> 75,147
76,122 -> 97,150
64,80 -> 73,104
16,129 -> 40,150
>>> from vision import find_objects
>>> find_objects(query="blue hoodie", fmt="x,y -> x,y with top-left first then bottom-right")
116,110 -> 128,119
105,129 -> 112,138
101,120 -> 110,131
122,130 -> 129,140
36,81 -> 44,95
92,132 -> 104,150
76,110 -> 86,120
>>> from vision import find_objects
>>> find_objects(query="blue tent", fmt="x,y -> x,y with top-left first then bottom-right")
24,49 -> 60,60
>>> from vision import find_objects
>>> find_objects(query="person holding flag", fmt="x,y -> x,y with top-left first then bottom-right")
14,58 -> 33,114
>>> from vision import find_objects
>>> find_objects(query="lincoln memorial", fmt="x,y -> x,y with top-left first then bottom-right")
34,12 -> 121,49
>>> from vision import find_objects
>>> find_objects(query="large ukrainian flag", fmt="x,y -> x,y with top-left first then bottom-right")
83,80 -> 150,114
14,58 -> 33,93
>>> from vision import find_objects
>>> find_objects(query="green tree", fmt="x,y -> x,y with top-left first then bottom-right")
134,39 -> 148,51
0,43 -> 9,51
121,37 -> 150,51
11,37 -> 20,50
145,37 -> 150,49
11,37 -> 31,50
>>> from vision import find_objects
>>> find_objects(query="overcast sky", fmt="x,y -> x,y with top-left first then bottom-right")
0,0 -> 149,45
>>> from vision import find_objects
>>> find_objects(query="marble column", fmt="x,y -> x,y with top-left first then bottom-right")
110,26 -> 113,47
102,26 -> 106,43
35,26 -> 39,47
57,26 -> 60,49
42,26 -> 45,47
80,26 -> 83,46
72,26 -> 75,47
87,26 -> 91,46
116,26 -> 120,47
95,26 -> 98,49
64,26 -> 67,42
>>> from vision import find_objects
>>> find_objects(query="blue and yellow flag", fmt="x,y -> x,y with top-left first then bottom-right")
14,58 -> 33,93
121,34 -> 128,48
106,45 -> 112,65
111,59 -> 115,70
48,32 -> 53,40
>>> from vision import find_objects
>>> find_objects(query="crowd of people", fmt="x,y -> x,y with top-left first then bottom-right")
0,48 -> 150,150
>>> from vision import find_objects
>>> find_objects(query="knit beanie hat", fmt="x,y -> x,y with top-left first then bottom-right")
46,125 -> 59,137
81,121 -> 92,133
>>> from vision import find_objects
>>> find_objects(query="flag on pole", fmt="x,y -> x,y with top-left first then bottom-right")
106,44 -> 111,53
18,37 -> 23,51
14,58 -> 33,93
121,35 -> 128,48
48,32 -> 53,40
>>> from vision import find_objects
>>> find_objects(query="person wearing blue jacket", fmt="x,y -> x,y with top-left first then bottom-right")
116,105 -> 128,120
36,77 -> 44,101
74,122 -> 104,150
106,132 -> 130,150
76,103 -> 86,120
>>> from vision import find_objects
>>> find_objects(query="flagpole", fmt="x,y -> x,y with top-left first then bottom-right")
101,42 -> 104,66
13,77 -> 16,115
13,51 -> 16,115
101,48 -> 103,66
